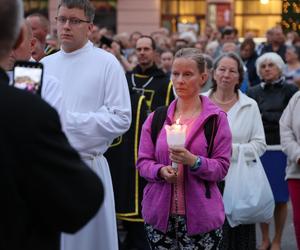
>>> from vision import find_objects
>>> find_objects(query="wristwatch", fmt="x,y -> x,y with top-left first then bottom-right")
190,156 -> 201,171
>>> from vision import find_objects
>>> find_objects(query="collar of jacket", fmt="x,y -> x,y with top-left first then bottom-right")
261,76 -> 285,89
165,95 -> 225,149
236,90 -> 254,108
244,52 -> 258,64
132,64 -> 166,78
205,89 -> 252,109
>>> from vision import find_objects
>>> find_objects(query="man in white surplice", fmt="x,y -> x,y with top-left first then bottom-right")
41,1 -> 131,250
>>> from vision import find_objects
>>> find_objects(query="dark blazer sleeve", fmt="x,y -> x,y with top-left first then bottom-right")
19,98 -> 103,233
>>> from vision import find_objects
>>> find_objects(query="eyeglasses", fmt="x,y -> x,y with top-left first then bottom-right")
55,16 -> 90,26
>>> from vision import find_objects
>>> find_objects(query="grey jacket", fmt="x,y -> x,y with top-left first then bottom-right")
280,91 -> 300,180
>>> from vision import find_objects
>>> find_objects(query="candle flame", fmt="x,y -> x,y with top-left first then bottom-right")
176,117 -> 181,125
173,117 -> 182,131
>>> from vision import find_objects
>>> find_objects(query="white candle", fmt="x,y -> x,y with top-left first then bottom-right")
165,118 -> 187,169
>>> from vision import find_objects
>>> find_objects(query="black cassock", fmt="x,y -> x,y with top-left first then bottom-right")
105,65 -> 174,222
105,90 -> 148,222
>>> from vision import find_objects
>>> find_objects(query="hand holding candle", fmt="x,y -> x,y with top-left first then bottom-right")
165,118 -> 187,170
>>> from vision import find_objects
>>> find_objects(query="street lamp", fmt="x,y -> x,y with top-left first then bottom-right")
260,0 -> 269,4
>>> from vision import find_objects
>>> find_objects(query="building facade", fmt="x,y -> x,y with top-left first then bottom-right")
24,0 -> 282,37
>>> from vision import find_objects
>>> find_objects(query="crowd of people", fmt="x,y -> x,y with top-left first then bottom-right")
1,0 -> 300,250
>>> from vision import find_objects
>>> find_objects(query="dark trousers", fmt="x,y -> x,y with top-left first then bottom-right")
220,219 -> 256,250
119,221 -> 150,250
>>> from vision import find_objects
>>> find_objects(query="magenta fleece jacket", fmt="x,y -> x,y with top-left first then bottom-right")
137,96 -> 232,235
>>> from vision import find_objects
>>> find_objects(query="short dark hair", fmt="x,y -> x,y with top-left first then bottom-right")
137,35 -> 156,50
212,52 -> 244,92
240,38 -> 255,52
0,0 -> 23,60
221,27 -> 235,39
58,0 -> 95,22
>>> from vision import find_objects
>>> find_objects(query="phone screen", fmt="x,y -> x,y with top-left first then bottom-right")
13,62 -> 43,95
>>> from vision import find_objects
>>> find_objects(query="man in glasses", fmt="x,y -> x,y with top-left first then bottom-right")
42,1 -> 132,250
0,0 -> 104,249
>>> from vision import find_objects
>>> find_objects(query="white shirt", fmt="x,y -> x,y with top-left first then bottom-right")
7,70 -> 64,117
202,90 -> 266,161
42,41 -> 131,154
41,40 -> 131,250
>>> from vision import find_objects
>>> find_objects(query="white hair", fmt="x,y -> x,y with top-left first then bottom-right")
205,41 -> 219,56
256,52 -> 285,78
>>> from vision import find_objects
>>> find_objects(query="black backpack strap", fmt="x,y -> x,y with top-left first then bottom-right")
205,115 -> 218,158
151,106 -> 168,145
203,115 -> 218,199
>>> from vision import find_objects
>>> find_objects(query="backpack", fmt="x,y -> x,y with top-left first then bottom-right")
150,106 -> 223,198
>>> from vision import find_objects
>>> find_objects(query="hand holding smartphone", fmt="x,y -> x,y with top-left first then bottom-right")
13,60 -> 43,95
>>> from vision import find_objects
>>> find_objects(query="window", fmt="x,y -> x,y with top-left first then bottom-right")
234,0 -> 282,37
161,0 -> 206,34
23,0 -> 48,16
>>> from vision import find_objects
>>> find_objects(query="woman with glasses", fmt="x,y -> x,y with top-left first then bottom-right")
203,52 -> 267,250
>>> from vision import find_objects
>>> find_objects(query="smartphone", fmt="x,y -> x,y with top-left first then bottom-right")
13,60 -> 43,95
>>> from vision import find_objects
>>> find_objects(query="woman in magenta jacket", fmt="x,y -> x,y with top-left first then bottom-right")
137,48 -> 232,249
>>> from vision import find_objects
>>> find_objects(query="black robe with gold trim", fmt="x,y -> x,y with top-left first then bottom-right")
105,90 -> 148,221
105,65 -> 174,222
126,64 -> 174,112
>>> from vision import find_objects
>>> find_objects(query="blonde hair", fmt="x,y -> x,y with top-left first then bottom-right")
174,47 -> 205,73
